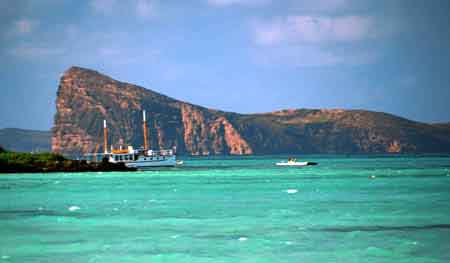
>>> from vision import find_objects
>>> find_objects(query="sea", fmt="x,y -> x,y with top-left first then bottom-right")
1,155 -> 450,263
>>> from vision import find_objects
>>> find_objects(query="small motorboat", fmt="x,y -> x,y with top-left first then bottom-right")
276,158 -> 318,167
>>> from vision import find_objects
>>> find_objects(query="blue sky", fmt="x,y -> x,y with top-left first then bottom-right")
1,0 -> 449,130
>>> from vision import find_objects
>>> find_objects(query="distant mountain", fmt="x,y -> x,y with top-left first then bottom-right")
433,122 -> 450,131
52,66 -> 450,155
0,128 -> 51,153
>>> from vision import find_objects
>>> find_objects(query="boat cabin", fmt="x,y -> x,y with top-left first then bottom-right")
109,148 -> 174,164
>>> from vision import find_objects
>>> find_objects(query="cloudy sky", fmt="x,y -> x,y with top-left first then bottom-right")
1,0 -> 449,130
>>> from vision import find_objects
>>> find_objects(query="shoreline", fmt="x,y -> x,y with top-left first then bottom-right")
0,148 -> 136,173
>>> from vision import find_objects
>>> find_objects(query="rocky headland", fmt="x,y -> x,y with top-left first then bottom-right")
52,66 -> 450,156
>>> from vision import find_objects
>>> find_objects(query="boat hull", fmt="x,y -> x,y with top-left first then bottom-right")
276,161 -> 318,167
276,161 -> 308,167
125,157 -> 177,170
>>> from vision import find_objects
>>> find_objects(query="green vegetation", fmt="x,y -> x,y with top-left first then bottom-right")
0,147 -> 135,173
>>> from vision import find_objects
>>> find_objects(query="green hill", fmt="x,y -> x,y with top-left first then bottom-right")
0,128 -> 51,153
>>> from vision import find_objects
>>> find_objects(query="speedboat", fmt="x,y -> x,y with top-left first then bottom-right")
276,158 -> 317,167
276,161 -> 309,166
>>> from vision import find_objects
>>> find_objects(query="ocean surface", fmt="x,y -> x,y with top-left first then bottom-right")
1,155 -> 450,263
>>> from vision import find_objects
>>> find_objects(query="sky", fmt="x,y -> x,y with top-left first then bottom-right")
1,0 -> 450,130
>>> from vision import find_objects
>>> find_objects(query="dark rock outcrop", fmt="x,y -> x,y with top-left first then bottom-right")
52,67 -> 450,156
0,151 -> 135,173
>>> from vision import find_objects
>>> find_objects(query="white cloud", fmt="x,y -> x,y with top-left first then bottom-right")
251,13 -> 383,67
96,46 -> 160,65
208,0 -> 270,7
136,0 -> 156,19
90,0 -> 117,14
64,24 -> 80,40
90,0 -> 156,19
254,15 -> 376,46
10,46 -> 65,58
253,20 -> 283,45
253,45 -> 378,67
14,19 -> 38,34
98,47 -> 121,56
293,0 -> 352,12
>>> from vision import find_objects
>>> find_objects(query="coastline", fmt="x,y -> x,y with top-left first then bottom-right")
0,148 -> 135,173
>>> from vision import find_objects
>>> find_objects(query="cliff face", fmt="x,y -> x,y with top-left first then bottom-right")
52,67 -> 450,155
52,67 -> 253,156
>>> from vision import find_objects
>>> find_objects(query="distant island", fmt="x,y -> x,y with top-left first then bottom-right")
0,146 -> 134,173
0,128 -> 51,153
2,67 -> 450,156
48,66 -> 450,156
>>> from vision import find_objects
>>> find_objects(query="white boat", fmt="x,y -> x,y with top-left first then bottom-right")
276,161 -> 309,167
89,110 -> 182,170
276,158 -> 317,167
108,148 -> 179,170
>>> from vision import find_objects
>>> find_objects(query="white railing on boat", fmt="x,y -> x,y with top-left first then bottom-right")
147,149 -> 173,156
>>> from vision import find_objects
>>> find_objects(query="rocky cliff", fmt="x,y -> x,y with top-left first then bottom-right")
52,67 -> 450,155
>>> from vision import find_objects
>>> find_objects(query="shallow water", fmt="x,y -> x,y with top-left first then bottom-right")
1,155 -> 450,262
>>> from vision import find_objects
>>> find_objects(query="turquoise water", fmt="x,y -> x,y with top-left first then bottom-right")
1,155 -> 450,262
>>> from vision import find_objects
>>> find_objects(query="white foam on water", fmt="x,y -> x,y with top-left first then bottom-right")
285,241 -> 293,245
148,199 -> 157,203
68,206 -> 80,212
113,208 -> 119,211
54,180 -> 60,184
1,255 -> 10,260
171,235 -> 179,239
101,244 -> 111,251
238,237 -> 247,241
285,189 -> 298,194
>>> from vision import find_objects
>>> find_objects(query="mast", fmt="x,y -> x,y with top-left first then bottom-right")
143,110 -> 149,151
103,120 -> 108,154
